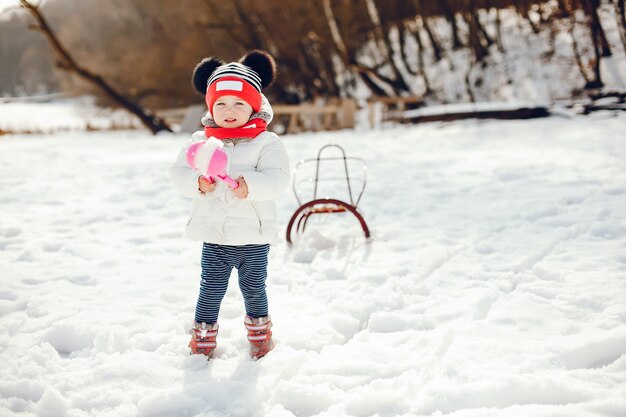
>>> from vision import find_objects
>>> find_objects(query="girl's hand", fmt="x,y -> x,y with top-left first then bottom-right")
198,176 -> 216,194
233,176 -> 248,199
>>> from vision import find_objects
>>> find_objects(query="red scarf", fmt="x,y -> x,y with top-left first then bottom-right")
204,118 -> 267,140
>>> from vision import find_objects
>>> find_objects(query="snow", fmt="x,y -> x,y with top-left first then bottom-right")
0,0 -> 16,14
356,5 -> 626,106
399,101 -> 547,118
1,109 -> 626,416
0,98 -> 140,133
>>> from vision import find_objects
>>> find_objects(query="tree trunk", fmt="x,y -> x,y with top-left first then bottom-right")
421,17 -> 444,62
582,0 -> 607,87
593,2 -> 612,57
364,0 -> 410,94
464,8 -> 489,62
398,22 -> 418,76
441,0 -> 463,49
569,17 -> 593,86
353,66 -> 389,97
616,0 -> 626,52
412,0 -> 443,61
322,0 -> 387,97
495,8 -> 505,53
322,0 -> 349,64
20,0 -> 171,134
588,4 -> 604,88
557,0 -> 571,17
525,10 -> 541,34
464,67 -> 476,103
404,21 -> 433,97
579,0 -> 611,57
471,9 -> 494,46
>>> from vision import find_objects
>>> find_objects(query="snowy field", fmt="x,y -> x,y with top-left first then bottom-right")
1,112 -> 626,417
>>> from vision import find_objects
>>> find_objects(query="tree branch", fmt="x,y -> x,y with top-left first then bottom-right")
20,0 -> 172,134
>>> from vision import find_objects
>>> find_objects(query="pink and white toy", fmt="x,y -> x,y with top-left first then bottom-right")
185,137 -> 239,189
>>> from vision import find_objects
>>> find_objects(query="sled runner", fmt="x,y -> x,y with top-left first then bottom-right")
286,144 -> 370,244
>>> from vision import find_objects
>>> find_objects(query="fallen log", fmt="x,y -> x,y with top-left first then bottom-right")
388,102 -> 550,124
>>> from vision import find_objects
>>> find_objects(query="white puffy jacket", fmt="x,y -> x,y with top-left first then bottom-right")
169,131 -> 291,245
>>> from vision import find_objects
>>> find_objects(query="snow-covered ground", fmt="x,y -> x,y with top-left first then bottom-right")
1,112 -> 626,417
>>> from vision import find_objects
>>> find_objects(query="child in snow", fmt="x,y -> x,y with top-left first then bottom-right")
169,50 -> 290,359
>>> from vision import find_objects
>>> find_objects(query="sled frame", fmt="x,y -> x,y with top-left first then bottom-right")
286,144 -> 370,244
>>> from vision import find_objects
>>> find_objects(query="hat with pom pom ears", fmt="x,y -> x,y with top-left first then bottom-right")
191,50 -> 277,116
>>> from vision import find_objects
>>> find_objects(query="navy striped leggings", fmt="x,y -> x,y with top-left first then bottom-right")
195,243 -> 270,325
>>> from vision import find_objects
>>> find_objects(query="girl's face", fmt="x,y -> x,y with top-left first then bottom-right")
212,95 -> 253,128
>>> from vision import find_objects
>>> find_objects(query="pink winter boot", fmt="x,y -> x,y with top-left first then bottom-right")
245,315 -> 274,360
189,322 -> 218,358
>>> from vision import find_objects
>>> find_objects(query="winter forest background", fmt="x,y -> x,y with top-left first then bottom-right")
1,0 -> 625,108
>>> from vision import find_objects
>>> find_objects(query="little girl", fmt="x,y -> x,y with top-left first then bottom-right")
169,50 -> 290,360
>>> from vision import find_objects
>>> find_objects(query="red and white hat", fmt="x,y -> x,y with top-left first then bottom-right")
192,51 -> 276,117
205,63 -> 263,114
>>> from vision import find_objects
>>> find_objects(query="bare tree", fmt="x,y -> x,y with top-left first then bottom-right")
322,0 -> 388,96
464,1 -> 490,62
441,0 -> 464,49
568,17 -> 593,86
494,7 -> 505,52
19,0 -> 171,134
583,0 -> 612,57
397,22 -> 419,76
581,0 -> 608,88
403,20 -> 433,97
364,0 -> 410,94
413,0 -> 444,61
616,0 -> 626,51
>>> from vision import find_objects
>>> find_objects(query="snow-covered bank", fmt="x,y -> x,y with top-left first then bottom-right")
0,97 -> 141,134
1,113 -> 625,416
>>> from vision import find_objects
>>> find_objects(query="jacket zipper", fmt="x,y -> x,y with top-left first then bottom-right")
251,203 -> 263,234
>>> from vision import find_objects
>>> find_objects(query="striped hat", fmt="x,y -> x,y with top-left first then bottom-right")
192,51 -> 277,116
205,63 -> 263,115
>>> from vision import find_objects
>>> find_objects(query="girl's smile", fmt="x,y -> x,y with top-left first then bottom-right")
212,95 -> 254,128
